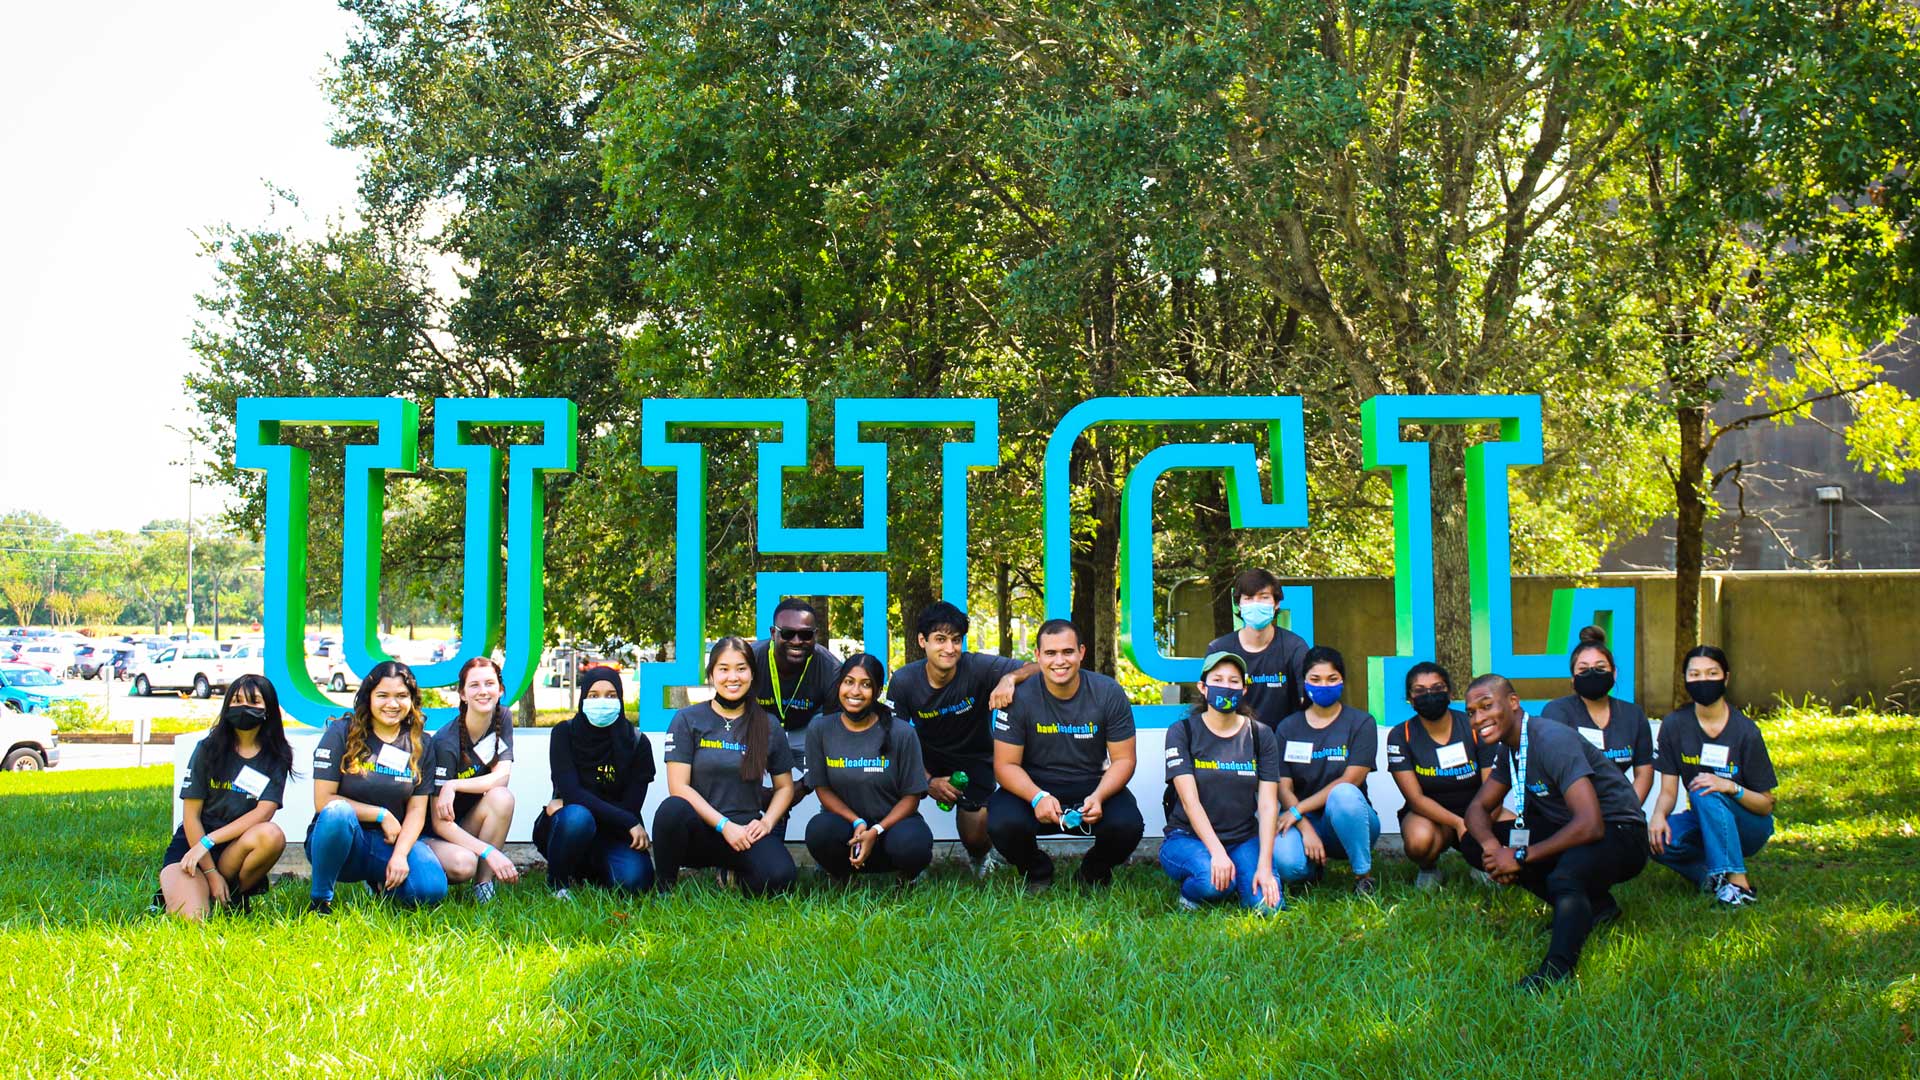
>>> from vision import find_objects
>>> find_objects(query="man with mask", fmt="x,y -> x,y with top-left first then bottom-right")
1204,569 -> 1310,730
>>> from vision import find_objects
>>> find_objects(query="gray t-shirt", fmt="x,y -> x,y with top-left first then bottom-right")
312,718 -> 434,819
886,652 -> 1024,770
179,740 -> 289,833
1654,706 -> 1777,793
1163,714 -> 1281,847
428,717 -> 516,821
1491,714 -> 1647,831
803,712 -> 929,823
664,702 -> 797,824
1275,706 -> 1379,806
1386,710 -> 1497,817
992,671 -> 1137,789
1542,695 -> 1653,774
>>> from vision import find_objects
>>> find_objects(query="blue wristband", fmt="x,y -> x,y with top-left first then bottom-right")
1733,785 -> 1745,800
375,809 -> 386,824
852,818 -> 868,832
713,818 -> 729,834
479,844 -> 494,860
199,835 -> 216,851
1030,791 -> 1050,810
1288,806 -> 1303,822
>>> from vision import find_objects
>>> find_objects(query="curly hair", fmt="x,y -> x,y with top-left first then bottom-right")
343,660 -> 425,781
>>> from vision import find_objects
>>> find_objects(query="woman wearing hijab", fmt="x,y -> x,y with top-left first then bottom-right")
803,653 -> 934,886
532,666 -> 656,898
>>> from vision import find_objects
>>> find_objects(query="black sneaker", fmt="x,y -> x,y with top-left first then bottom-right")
1024,873 -> 1055,896
1735,883 -> 1758,904
1353,874 -> 1377,898
1074,867 -> 1114,890
1702,871 -> 1728,896
1590,900 -> 1622,930
306,897 -> 334,916
1516,964 -> 1571,994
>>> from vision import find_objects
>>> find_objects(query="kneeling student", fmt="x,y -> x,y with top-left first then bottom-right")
1387,662 -> 1498,889
425,657 -> 521,902
158,674 -> 293,919
1158,651 -> 1284,912
1462,674 -> 1650,992
1274,647 -> 1382,896
804,654 -> 935,885
532,666 -> 655,897
1648,645 -> 1777,907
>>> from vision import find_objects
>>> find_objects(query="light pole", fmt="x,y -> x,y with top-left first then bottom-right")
163,424 -> 195,639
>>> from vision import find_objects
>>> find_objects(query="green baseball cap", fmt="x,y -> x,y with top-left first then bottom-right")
1199,650 -> 1247,679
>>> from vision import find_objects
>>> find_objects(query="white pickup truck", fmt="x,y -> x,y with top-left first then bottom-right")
132,643 -> 260,698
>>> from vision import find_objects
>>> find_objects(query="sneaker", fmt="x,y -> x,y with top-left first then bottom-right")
1074,866 -> 1114,890
306,897 -> 333,917
474,881 -> 497,905
552,887 -> 573,902
1414,868 -> 1443,892
1469,868 -> 1495,888
1024,873 -> 1055,896
1703,871 -> 1728,896
1590,900 -> 1622,930
970,850 -> 1004,879
899,869 -> 927,891
1176,895 -> 1202,912
1734,883 -> 1758,904
1516,964 -> 1572,994
1713,882 -> 1753,908
715,869 -> 737,891
1353,874 -> 1377,898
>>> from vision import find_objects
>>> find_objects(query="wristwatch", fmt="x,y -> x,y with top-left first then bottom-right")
1512,846 -> 1529,865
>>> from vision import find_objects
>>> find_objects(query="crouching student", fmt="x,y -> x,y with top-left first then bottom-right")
1541,626 -> 1655,803
306,661 -> 448,913
1387,662 -> 1499,889
1158,651 -> 1283,912
1462,674 -> 1649,992
653,637 -> 799,897
425,657 -> 520,903
804,654 -> 935,886
532,666 -> 655,898
1274,647 -> 1382,896
158,673 -> 292,919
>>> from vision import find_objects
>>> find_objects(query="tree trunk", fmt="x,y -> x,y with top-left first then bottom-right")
809,594 -> 832,647
895,565 -> 934,665
517,682 -> 535,729
1427,423 -> 1474,679
1670,403 -> 1711,711
1068,437 -> 1123,676
1194,472 -> 1236,639
995,559 -> 1014,657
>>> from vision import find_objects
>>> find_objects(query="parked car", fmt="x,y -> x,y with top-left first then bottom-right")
132,644 -> 236,699
0,695 -> 60,770
306,653 -> 361,693
0,662 -> 86,720
17,642 -> 73,675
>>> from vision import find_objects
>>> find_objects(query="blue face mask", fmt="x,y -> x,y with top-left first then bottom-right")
1238,601 -> 1276,631
1305,682 -> 1344,708
1204,684 -> 1242,713
582,699 -> 622,727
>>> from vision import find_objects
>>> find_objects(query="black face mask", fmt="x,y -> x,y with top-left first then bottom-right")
1410,691 -> 1451,721
714,689 -> 751,711
1572,669 -> 1616,701
227,705 -> 266,731
1685,679 -> 1727,707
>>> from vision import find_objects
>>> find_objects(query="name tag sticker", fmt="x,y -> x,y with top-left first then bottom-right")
232,766 -> 269,798
375,743 -> 412,774
1700,743 -> 1730,770
1580,727 -> 1606,750
472,734 -> 500,764
1284,740 -> 1313,764
1436,742 -> 1469,770
1509,828 -> 1531,849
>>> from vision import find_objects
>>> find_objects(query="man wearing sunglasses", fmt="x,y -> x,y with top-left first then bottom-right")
751,598 -> 845,827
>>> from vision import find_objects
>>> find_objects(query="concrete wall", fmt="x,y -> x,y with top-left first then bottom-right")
1172,570 -> 1920,716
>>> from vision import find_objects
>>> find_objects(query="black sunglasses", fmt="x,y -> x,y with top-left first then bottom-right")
775,626 -> 816,641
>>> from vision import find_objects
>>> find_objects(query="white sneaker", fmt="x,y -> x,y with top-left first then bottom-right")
474,881 -> 497,905
970,851 -> 1004,879
1176,895 -> 1202,912
552,887 -> 573,902
1414,868 -> 1443,891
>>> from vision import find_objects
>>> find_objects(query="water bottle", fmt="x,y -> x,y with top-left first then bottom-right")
936,770 -> 969,812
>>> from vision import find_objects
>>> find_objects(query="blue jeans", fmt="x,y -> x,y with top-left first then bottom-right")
1159,831 -> 1284,911
307,801 -> 449,907
537,804 -> 656,893
1275,782 -> 1381,882
1653,791 -> 1773,887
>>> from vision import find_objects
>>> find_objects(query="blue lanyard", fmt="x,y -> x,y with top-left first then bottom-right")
1503,714 -> 1529,827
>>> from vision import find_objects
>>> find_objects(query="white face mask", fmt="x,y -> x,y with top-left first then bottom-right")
582,699 -> 622,727
1239,601 -> 1276,630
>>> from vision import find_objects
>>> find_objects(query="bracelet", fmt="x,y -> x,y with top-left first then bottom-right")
199,835 -> 216,851
1732,785 -> 1745,800
852,818 -> 868,832
713,818 -> 729,834
1288,806 -> 1303,822
1030,791 -> 1051,810
375,809 -> 386,824
479,844 -> 495,860
871,823 -> 886,836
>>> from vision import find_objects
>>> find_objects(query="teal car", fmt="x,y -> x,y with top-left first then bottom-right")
0,663 -> 85,714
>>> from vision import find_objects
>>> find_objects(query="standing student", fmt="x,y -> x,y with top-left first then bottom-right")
1158,652 -> 1284,912
1541,627 -> 1654,804
424,657 -> 520,902
1386,662 -> 1499,889
884,600 -> 1037,876
1203,568 -> 1311,730
653,637 -> 799,897
751,599 -> 843,802
306,661 -> 448,912
532,667 -> 655,898
1462,674 -> 1650,992
157,674 -> 292,919
1648,646 -> 1778,907
1274,647 -> 1382,896
804,654 -> 935,885
987,619 -> 1143,893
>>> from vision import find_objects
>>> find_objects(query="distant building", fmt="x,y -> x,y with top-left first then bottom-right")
1602,321 -> 1920,571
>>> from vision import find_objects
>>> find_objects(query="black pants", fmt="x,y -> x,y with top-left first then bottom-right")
652,796 -> 797,897
1460,820 -> 1649,974
805,812 -> 934,880
986,781 -> 1144,883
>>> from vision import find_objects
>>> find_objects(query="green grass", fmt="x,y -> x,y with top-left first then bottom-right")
2,707 -> 1916,1078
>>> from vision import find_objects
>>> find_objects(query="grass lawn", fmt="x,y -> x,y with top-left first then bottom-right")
2,707 -> 1915,1078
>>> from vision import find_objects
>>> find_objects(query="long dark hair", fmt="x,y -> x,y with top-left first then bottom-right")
708,637 -> 770,782
346,660 -> 425,781
834,653 -> 893,744
203,673 -> 296,779
455,655 -> 508,768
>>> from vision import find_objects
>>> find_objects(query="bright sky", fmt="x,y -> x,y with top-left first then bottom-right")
0,1 -> 363,534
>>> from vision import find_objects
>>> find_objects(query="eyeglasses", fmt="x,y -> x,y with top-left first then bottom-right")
774,627 -> 816,642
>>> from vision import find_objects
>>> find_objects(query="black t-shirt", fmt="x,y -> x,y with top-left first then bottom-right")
1205,627 -> 1310,729
312,718 -> 434,819
992,671 -> 1137,789
429,716 -> 516,821
1163,714 -> 1281,847
179,740 -> 290,832
1542,695 -> 1653,775
1386,709 -> 1496,817
664,702 -> 797,824
1491,715 -> 1647,832
1655,706 -> 1778,794
886,652 -> 1024,771
803,713 -> 929,823
1276,706 -> 1379,806
750,640 -> 843,733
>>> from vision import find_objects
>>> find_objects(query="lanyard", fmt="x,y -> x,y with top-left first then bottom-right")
769,648 -> 811,725
1503,714 -> 1530,828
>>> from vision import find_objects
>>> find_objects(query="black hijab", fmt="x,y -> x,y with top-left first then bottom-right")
569,666 -> 638,791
